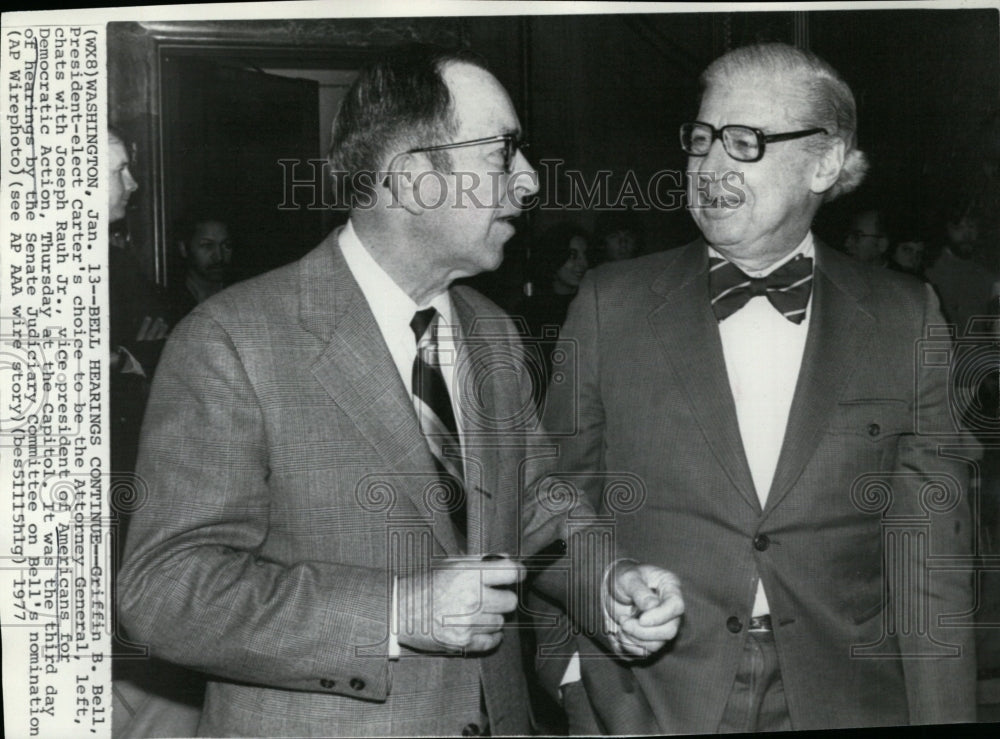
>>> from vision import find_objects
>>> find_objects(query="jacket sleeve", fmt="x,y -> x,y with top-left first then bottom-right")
523,273 -> 625,645
117,309 -> 393,701
897,283 -> 979,723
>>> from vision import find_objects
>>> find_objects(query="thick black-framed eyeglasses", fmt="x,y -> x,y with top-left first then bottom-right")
680,121 -> 828,163
398,133 -> 528,173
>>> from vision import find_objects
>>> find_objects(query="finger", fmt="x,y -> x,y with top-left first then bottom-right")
613,567 -> 658,611
467,631 -> 503,653
152,318 -> 168,339
618,637 -> 663,658
621,615 -> 681,643
479,587 -> 518,615
468,613 -> 505,633
608,597 -> 638,625
136,316 -> 152,341
479,558 -> 526,586
612,631 -> 650,658
637,593 -> 685,627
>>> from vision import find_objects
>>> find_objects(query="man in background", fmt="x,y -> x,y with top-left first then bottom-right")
842,207 -> 889,266
172,213 -> 234,316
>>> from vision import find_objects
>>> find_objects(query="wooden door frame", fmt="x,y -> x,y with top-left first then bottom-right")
108,18 -> 467,285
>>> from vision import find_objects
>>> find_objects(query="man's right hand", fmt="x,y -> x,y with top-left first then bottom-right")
396,555 -> 524,654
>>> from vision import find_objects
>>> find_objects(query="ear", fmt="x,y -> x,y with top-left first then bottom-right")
810,138 -> 845,195
178,240 -> 188,259
383,152 -> 431,216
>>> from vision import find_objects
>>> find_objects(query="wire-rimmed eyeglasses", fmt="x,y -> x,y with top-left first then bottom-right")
390,133 -> 528,174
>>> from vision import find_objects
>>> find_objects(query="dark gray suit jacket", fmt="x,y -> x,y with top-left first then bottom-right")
536,240 -> 978,732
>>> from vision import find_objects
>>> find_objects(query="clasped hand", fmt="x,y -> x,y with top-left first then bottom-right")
397,555 -> 524,654
604,562 -> 685,659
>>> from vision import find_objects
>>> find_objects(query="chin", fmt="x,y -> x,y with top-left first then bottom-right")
697,221 -> 745,249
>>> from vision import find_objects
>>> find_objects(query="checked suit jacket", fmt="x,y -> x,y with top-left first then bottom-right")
534,239 -> 978,732
117,229 -> 585,737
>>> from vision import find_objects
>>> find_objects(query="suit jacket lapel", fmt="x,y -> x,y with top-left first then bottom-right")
450,289 -> 497,555
647,241 -> 760,512
764,244 -> 876,514
303,230 -> 460,553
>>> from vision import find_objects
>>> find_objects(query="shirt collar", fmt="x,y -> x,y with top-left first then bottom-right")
338,219 -> 454,331
709,231 -> 815,279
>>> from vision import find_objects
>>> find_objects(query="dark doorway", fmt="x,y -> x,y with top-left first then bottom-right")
161,56 -> 324,285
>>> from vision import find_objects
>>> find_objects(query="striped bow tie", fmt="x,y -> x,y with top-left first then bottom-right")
709,254 -> 813,324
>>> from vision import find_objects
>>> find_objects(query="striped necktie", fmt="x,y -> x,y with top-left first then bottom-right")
410,307 -> 467,544
709,254 -> 814,324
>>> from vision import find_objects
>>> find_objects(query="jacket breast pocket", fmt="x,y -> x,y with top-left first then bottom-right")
827,399 -> 913,442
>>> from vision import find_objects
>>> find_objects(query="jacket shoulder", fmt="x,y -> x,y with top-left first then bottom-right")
179,240 -> 334,332
451,284 -> 528,340
817,243 -> 932,313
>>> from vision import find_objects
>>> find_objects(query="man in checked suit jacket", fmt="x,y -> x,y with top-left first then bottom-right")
538,43 -> 978,733
117,45 -> 683,737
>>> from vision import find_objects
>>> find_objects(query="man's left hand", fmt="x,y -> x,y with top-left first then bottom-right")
605,562 -> 684,659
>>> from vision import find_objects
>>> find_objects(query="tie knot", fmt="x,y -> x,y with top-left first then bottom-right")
410,307 -> 438,343
747,276 -> 770,297
709,253 -> 814,324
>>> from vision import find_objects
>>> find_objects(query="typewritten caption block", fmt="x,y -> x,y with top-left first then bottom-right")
2,23 -> 111,739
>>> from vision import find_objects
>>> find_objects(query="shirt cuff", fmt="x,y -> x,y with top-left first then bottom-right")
559,652 -> 581,687
602,557 -> 639,634
388,575 -> 400,660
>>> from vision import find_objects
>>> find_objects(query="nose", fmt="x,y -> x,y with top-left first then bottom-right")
123,166 -> 138,194
509,148 -> 539,205
699,136 -> 734,172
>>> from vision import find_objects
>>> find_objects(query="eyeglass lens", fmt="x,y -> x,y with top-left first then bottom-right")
683,123 -> 760,161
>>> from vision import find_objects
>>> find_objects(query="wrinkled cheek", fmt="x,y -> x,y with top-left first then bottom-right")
412,171 -> 449,211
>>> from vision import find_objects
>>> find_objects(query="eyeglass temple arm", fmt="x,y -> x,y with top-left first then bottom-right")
761,127 -> 828,143
406,135 -> 511,155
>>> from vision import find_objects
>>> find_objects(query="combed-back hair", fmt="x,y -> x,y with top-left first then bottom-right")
701,42 -> 868,201
328,44 -> 488,178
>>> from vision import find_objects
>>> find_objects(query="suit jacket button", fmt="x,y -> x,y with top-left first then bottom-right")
868,423 -> 881,437
462,723 -> 481,736
753,534 -> 770,551
320,679 -> 335,689
349,678 -> 365,691
727,616 -> 743,633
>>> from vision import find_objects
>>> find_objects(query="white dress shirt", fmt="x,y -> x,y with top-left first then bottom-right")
339,220 -> 463,658
713,232 -> 814,617
339,220 -> 460,414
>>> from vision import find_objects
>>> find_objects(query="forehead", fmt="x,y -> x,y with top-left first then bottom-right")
109,138 -> 129,166
192,221 -> 229,240
699,74 -> 805,130
441,61 -> 519,137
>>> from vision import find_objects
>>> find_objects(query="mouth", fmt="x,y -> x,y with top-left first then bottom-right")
694,199 -> 741,220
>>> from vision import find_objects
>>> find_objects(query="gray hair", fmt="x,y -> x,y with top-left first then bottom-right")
702,42 -> 868,201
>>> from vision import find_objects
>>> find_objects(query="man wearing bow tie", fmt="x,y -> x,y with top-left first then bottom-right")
539,42 -> 977,732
